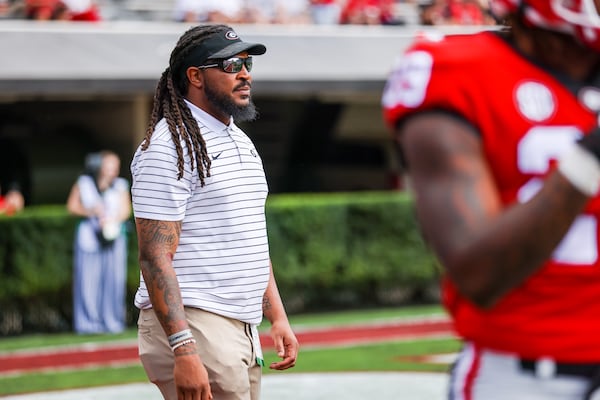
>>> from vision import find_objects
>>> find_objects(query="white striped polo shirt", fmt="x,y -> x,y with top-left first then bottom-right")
131,101 -> 270,325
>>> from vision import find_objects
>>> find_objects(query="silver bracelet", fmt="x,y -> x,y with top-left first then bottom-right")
171,338 -> 196,352
168,329 -> 194,347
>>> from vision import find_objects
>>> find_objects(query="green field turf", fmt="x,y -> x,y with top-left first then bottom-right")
0,305 -> 458,396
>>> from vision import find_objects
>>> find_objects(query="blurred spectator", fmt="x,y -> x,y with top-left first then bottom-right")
173,0 -> 312,24
339,0 -> 396,25
420,0 -> 444,24
61,0 -> 101,21
240,0 -> 271,23
421,0 -> 490,24
392,0 -> 422,25
172,0 -> 201,22
67,150 -> 131,334
447,0 -> 486,24
0,187 -> 24,216
309,0 -> 342,24
23,0 -> 100,20
270,0 -> 312,24
24,0 -> 63,20
0,137 -> 30,214
173,0 -> 244,23
244,0 -> 311,24
0,0 -> 11,18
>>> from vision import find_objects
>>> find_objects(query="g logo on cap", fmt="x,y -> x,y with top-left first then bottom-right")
225,31 -> 239,40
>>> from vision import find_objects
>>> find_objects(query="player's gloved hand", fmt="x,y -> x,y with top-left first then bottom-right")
558,127 -> 600,197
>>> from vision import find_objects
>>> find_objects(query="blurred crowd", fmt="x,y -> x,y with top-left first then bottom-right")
0,0 -> 101,20
0,0 -> 495,25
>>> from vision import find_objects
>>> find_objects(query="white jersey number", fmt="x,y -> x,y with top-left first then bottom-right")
517,126 -> 597,265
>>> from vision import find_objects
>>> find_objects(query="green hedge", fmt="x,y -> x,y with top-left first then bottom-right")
267,192 -> 440,312
0,191 -> 441,335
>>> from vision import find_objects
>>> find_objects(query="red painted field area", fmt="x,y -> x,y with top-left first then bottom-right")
0,318 -> 454,375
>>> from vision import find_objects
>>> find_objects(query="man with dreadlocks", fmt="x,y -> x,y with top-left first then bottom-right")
130,24 -> 299,400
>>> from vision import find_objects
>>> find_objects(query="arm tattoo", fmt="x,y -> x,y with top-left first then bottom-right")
263,295 -> 272,313
138,219 -> 180,246
136,218 -> 185,330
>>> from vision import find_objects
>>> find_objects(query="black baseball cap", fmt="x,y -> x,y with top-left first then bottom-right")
182,29 -> 266,69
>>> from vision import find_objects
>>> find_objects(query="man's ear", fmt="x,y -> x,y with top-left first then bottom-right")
186,67 -> 203,89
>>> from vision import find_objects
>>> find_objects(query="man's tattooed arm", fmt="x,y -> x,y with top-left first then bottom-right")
135,218 -> 189,335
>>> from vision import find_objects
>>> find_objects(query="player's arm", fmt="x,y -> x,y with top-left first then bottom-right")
398,111 -> 589,309
135,217 -> 212,399
263,261 -> 298,370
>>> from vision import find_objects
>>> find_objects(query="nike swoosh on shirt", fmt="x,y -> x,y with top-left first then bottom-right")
212,151 -> 223,160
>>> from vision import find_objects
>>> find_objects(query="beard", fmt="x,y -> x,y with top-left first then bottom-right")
204,80 -> 258,122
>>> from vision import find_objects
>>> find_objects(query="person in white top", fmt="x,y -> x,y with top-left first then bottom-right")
130,24 -> 299,400
67,150 -> 131,334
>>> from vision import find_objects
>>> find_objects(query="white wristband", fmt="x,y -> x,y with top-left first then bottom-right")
558,144 -> 600,197
168,329 -> 193,347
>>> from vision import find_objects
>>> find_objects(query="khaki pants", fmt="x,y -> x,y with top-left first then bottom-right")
138,307 -> 262,400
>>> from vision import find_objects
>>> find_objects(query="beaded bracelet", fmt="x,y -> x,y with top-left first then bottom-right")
168,329 -> 194,347
171,338 -> 196,352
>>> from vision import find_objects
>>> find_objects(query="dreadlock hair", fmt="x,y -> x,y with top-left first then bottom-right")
142,24 -> 232,186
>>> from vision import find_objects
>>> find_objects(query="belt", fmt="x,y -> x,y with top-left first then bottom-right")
520,359 -> 600,379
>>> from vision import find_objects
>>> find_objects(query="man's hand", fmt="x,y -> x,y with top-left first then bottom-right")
173,346 -> 212,400
268,320 -> 299,370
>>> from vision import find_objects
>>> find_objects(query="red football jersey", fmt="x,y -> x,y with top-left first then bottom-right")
382,31 -> 600,362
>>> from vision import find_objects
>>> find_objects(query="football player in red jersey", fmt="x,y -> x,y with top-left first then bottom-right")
382,0 -> 600,399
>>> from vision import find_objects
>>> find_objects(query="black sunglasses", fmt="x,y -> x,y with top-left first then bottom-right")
198,56 -> 253,73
